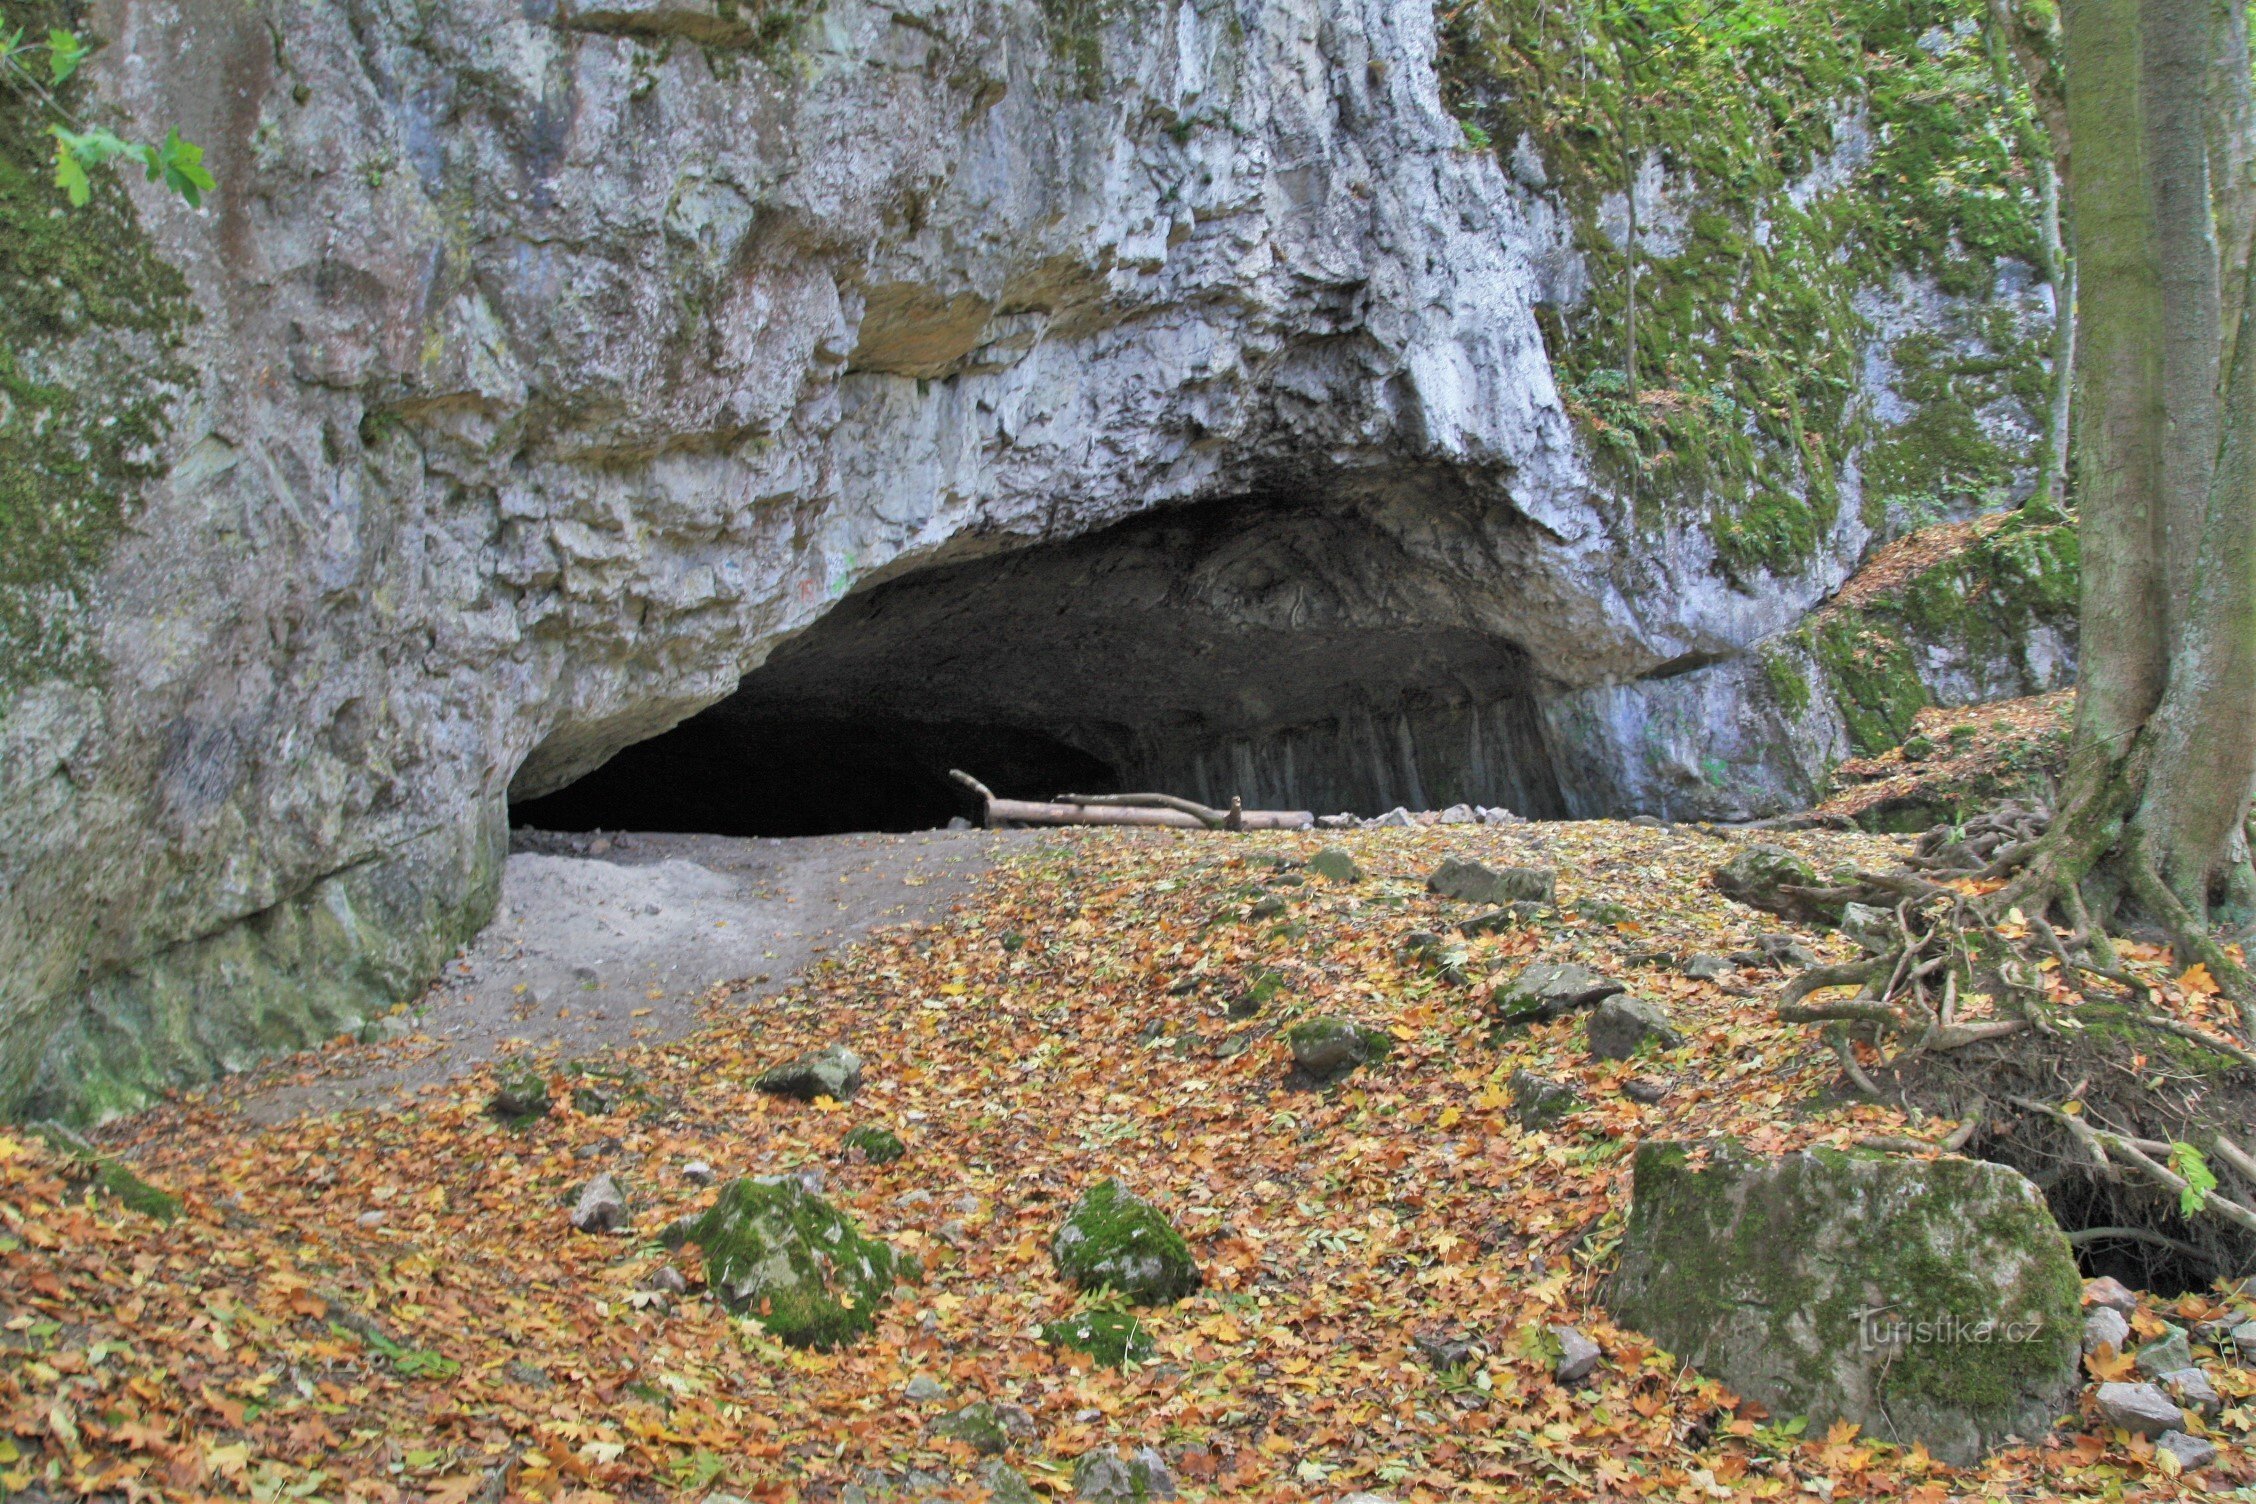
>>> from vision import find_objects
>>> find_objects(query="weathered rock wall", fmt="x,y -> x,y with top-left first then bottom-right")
0,0 -> 2068,1117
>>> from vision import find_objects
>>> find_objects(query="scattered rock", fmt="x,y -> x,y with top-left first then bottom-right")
642,1265 -> 688,1295
1606,1141 -> 2082,1465
488,1066 -> 551,1123
2232,1318 -> 2256,1359
1551,1324 -> 1602,1383
903,1374 -> 948,1402
756,1044 -> 864,1103
1052,1180 -> 1199,1304
1437,803 -> 1477,825
1838,902 -> 1896,953
1711,845 -> 1839,924
662,1175 -> 913,1348
1459,902 -> 1547,935
841,1125 -> 907,1164
1507,1069 -> 1581,1128
1492,962 -> 1625,1024
2082,1275 -> 2137,1315
1370,808 -> 1417,829
2157,1430 -> 2219,1471
1041,1305 -> 1156,1367
2137,1326 -> 2194,1378
2159,1365 -> 2222,1418
1682,954 -> 1734,982
1399,931 -> 1468,983
1413,1329 -> 1477,1369
1247,893 -> 1289,920
2083,1307 -> 2131,1355
570,1173 -> 629,1234
2093,1380 -> 2185,1437
1427,857 -> 1555,906
682,1160 -> 716,1186
1308,846 -> 1364,883
1622,1076 -> 1671,1105
1287,1017 -> 1395,1083
1073,1446 -> 1176,1501
932,1401 -> 1009,1454
1586,996 -> 1684,1060
357,1210 -> 385,1229
976,1460 -> 1041,1504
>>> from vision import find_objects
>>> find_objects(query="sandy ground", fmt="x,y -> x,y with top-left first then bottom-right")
231,827 -> 1019,1122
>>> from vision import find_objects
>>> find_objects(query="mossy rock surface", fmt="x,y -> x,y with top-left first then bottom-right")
756,1044 -> 863,1102
1051,1179 -> 1199,1305
1287,1017 -> 1394,1083
487,1066 -> 552,1123
1308,846 -> 1364,883
1605,1141 -> 2080,1464
931,1400 -> 1009,1455
673,1175 -> 912,1348
1427,858 -> 1554,905
841,1124 -> 907,1164
1711,845 -> 1839,924
1041,1304 -> 1157,1367
1491,962 -> 1623,1024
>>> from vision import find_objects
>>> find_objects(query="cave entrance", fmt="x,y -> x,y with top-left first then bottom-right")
510,490 -> 1570,838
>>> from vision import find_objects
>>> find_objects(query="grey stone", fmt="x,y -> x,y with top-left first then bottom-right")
1459,902 -> 1547,935
1607,1142 -> 2082,1464
1369,809 -> 1418,830
1288,1017 -> 1395,1083
2137,1326 -> 2194,1378
2159,1366 -> 2222,1418
1493,962 -> 1625,1023
1437,803 -> 1477,825
1551,1324 -> 1602,1383
1507,1069 -> 1581,1128
903,1374 -> 948,1402
643,1265 -> 688,1295
1682,954 -> 1735,982
1838,902 -> 1897,953
1586,995 -> 1684,1060
1427,858 -> 1555,906
2157,1430 -> 2219,1471
1073,1447 -> 1177,1501
570,1173 -> 629,1234
2083,1275 -> 2137,1315
1712,847 -> 1837,923
682,1160 -> 716,1186
2232,1319 -> 2256,1359
975,1461 -> 1040,1504
756,1044 -> 864,1102
2083,1307 -> 2131,1355
1623,1076 -> 1671,1104
1308,847 -> 1364,883
1413,1330 -> 1477,1369
932,1401 -> 1009,1454
2093,1381 -> 2185,1437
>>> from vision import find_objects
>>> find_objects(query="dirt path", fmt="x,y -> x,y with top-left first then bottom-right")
231,827 -> 1020,1122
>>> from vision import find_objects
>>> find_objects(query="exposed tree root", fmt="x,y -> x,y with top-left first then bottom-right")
1771,785 -> 2256,1284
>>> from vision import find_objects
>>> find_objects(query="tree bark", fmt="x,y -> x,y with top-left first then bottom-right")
2063,0 -> 2171,761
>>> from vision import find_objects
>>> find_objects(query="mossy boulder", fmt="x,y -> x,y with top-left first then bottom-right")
1506,1069 -> 1581,1128
1308,846 -> 1364,883
1605,1142 -> 2081,1464
932,1401 -> 1010,1455
841,1124 -> 906,1164
756,1044 -> 864,1102
1427,857 -> 1555,905
1051,1179 -> 1199,1304
665,1175 -> 913,1348
1041,1303 -> 1157,1367
1585,996 -> 1683,1060
1711,845 -> 1840,924
1287,1017 -> 1394,1083
487,1065 -> 551,1123
1491,962 -> 1624,1024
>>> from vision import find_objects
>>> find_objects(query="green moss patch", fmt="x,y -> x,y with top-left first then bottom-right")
669,1176 -> 913,1349
1041,1303 -> 1157,1367
1050,1179 -> 1199,1305
0,0 -> 196,696
1440,0 -> 2051,577
840,1124 -> 906,1164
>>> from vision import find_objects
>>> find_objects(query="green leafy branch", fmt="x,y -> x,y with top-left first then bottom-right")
0,24 -> 213,207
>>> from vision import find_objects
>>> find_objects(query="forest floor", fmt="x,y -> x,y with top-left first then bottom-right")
2,717 -> 2249,1503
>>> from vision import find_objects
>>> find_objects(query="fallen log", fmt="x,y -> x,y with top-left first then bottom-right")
949,770 -> 1313,831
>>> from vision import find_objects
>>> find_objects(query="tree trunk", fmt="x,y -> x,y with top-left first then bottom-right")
2063,0 -> 2171,764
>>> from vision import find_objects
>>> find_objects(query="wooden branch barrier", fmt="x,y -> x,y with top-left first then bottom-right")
949,770 -> 1314,831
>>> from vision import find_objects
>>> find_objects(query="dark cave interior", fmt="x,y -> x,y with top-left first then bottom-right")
512,491 -> 1570,838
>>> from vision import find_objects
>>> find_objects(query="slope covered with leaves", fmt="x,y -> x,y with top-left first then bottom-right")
2,816 -> 2249,1500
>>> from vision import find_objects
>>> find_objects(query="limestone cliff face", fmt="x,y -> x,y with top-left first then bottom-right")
0,0 -> 2061,1117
